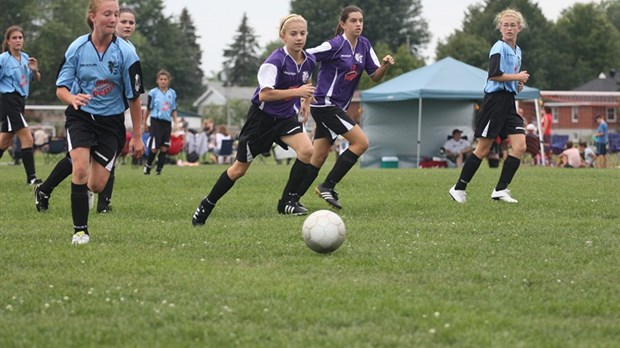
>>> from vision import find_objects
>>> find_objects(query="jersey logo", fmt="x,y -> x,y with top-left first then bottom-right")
355,53 -> 363,64
302,71 -> 309,83
107,60 -> 119,74
134,74 -> 141,93
344,64 -> 359,81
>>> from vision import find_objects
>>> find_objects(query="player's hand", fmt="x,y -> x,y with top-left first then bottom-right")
518,70 -> 529,83
297,84 -> 315,99
71,93 -> 92,110
28,57 -> 39,71
129,135 -> 145,158
381,55 -> 395,67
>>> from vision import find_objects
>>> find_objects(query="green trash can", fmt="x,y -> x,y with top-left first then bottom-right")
380,156 -> 399,168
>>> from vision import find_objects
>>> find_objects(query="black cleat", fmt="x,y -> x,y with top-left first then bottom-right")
34,184 -> 49,212
277,199 -> 308,215
28,177 -> 43,186
143,165 -> 151,175
97,205 -> 112,213
315,184 -> 342,209
192,203 -> 214,226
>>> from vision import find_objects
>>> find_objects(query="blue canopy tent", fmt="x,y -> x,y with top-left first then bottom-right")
360,57 -> 542,168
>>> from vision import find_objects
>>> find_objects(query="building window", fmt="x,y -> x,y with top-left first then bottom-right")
571,106 -> 579,123
607,107 -> 617,122
552,108 -> 559,123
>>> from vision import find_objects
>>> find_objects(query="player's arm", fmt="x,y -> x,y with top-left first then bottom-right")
369,55 -> 394,82
128,97 -> 144,158
143,95 -> 152,131
487,53 -> 529,83
56,87 -> 91,110
259,84 -> 315,102
172,109 -> 178,131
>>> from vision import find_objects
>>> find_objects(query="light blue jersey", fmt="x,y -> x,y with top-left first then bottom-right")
0,51 -> 34,97
595,121 -> 608,144
484,40 -> 522,94
147,87 -> 177,122
56,34 -> 143,115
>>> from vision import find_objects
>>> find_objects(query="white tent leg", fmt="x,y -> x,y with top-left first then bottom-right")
534,99 -> 545,166
416,97 -> 423,168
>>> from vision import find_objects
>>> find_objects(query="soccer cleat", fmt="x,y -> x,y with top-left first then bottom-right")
192,203 -> 214,226
28,177 -> 42,186
491,189 -> 518,203
34,184 -> 50,212
88,190 -> 95,210
277,199 -> 308,215
143,165 -> 151,175
97,205 -> 112,214
315,184 -> 342,209
449,185 -> 467,204
156,170 -> 162,176
71,231 -> 90,245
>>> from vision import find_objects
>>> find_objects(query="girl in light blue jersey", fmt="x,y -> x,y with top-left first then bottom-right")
55,0 -> 144,245
449,8 -> 530,204
0,25 -> 42,185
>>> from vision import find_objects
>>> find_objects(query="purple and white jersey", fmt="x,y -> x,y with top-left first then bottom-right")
251,47 -> 316,119
307,34 -> 380,110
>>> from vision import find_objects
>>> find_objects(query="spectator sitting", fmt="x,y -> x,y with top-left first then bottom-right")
33,127 -> 49,152
443,129 -> 472,168
524,123 -> 540,164
559,141 -> 581,168
578,142 -> 596,168
213,125 -> 232,164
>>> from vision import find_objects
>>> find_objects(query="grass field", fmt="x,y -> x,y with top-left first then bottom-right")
1,156 -> 619,347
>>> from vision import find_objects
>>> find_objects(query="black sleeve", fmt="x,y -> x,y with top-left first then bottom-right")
147,95 -> 152,110
128,61 -> 144,99
488,53 -> 502,78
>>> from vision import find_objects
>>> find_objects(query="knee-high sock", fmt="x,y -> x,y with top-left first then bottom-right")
281,159 -> 310,201
156,152 -> 166,172
0,148 -> 4,158
496,155 -> 521,191
40,157 -> 72,195
21,147 -> 36,180
455,154 -> 483,190
297,164 -> 320,198
71,183 -> 89,234
323,149 -> 359,189
203,170 -> 236,206
98,166 -> 115,209
146,151 -> 156,167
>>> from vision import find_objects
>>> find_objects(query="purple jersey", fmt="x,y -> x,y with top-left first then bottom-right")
251,47 -> 315,119
307,34 -> 380,110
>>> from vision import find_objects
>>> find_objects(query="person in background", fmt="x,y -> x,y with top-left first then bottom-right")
449,8 -> 529,204
0,25 -> 42,185
593,115 -> 608,168
213,125 -> 232,164
541,106 -> 553,165
559,141 -> 581,168
33,127 -> 49,152
143,69 -> 178,175
443,129 -> 472,168
578,141 -> 596,168
35,6 -> 139,214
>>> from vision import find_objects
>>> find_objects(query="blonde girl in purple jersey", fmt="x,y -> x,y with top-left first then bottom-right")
192,14 -> 316,226
297,5 -> 394,210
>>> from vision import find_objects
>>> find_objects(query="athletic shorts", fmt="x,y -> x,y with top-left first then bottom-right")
147,118 -> 172,149
0,92 -> 28,133
475,91 -> 525,140
236,104 -> 304,163
310,105 -> 357,144
65,107 -> 125,171
596,142 -> 608,155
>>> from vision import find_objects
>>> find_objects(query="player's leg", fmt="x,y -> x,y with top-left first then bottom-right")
155,145 -> 169,175
278,132 -> 313,215
69,147 -> 92,244
97,165 -> 115,213
35,156 -> 72,212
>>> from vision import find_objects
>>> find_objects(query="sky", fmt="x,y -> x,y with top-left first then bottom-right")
162,0 -> 595,77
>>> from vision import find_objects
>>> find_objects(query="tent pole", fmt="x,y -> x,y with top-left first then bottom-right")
416,97 -> 423,168
534,99 -> 545,166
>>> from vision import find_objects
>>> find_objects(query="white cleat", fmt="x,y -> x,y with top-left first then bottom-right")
88,190 -> 95,210
491,189 -> 518,203
449,185 -> 467,204
71,231 -> 90,245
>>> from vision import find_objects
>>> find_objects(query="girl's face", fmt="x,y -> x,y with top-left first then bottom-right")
499,15 -> 521,42
280,20 -> 307,54
7,30 -> 24,52
116,12 -> 136,40
340,11 -> 364,38
90,0 -> 119,36
157,75 -> 170,89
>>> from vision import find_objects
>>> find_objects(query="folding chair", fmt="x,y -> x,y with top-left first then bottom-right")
217,139 -> 234,164
608,133 -> 620,167
44,138 -> 67,164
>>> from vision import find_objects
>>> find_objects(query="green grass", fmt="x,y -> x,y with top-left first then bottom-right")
1,156 -> 619,347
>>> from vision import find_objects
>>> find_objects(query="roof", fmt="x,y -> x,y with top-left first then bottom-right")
572,71 -> 620,92
360,57 -> 540,102
193,81 -> 256,107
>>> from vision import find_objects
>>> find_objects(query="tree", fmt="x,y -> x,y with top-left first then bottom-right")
357,42 -> 425,90
222,13 -> 261,86
291,0 -> 430,58
174,8 -> 205,105
601,0 -> 620,32
0,0 -> 37,33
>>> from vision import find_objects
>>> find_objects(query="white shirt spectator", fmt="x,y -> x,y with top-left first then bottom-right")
444,138 -> 471,155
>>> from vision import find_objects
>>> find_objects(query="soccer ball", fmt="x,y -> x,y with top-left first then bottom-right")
302,210 -> 346,253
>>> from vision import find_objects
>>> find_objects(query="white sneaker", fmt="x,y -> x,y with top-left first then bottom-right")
88,190 -> 94,210
491,189 -> 518,203
449,185 -> 467,204
71,231 -> 90,245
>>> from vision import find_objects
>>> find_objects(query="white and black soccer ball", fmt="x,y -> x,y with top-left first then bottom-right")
302,210 -> 346,253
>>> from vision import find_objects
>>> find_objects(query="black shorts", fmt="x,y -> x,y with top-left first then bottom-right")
475,91 -> 525,140
236,104 -> 304,163
311,105 -> 357,144
147,118 -> 172,149
596,142 -> 607,155
0,92 -> 28,133
65,107 -> 126,171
